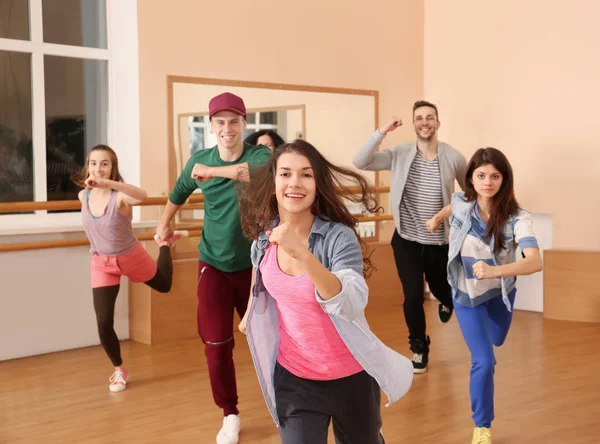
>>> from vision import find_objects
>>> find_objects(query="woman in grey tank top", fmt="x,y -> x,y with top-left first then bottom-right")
75,144 -> 180,393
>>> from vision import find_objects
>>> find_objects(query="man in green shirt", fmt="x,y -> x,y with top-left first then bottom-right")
156,92 -> 271,444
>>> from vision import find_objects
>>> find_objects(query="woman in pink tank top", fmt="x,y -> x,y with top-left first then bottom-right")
237,140 -> 414,444
74,145 -> 180,393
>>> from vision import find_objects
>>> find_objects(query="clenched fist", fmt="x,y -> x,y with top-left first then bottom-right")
379,117 -> 403,135
266,222 -> 308,259
191,164 -> 214,182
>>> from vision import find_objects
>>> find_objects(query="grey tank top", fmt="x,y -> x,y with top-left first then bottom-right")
81,189 -> 137,256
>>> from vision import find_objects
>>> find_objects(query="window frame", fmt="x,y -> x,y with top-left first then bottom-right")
0,0 -> 140,233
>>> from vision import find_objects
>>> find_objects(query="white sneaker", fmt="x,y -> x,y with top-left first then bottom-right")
216,414 -> 240,444
109,369 -> 128,392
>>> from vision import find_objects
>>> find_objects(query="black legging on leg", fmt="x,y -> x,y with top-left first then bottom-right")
92,246 -> 174,367
143,245 -> 173,293
93,285 -> 122,367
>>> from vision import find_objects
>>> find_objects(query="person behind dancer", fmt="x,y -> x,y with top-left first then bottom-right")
155,92 -> 271,444
244,129 -> 285,153
353,100 -> 467,373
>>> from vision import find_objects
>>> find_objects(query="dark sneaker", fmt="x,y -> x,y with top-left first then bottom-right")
409,336 -> 431,374
411,352 -> 428,374
438,303 -> 453,323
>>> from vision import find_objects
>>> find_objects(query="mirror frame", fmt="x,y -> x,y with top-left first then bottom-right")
167,76 -> 380,241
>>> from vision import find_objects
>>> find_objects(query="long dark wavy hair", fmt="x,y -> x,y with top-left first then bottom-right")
71,144 -> 124,187
244,130 -> 285,150
464,147 -> 520,253
238,139 -> 381,278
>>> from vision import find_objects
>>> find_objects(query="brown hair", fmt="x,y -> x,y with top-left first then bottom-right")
464,147 -> 520,253
412,100 -> 439,120
72,144 -> 124,187
237,139 -> 381,278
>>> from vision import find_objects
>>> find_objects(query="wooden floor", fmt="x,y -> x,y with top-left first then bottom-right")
2,301 -> 600,444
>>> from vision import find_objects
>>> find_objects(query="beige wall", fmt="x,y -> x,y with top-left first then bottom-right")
284,108 -> 303,140
137,0 -> 425,232
424,0 -> 600,250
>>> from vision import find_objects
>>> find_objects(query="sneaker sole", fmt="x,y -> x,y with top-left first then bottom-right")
413,367 -> 428,374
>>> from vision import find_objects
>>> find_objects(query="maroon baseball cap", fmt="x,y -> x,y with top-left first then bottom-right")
208,92 -> 246,119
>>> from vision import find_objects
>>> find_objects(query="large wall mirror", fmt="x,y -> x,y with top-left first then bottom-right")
168,77 -> 380,239
178,105 -> 305,166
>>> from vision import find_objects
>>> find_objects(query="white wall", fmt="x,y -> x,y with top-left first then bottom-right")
513,213 -> 552,313
0,231 -> 133,361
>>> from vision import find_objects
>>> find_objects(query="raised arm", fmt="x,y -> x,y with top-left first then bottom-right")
192,145 -> 271,183
495,248 -> 543,277
473,212 -> 544,279
267,223 -> 343,300
473,248 -> 543,279
191,163 -> 252,182
84,175 -> 148,206
113,182 -> 148,205
352,117 -> 402,171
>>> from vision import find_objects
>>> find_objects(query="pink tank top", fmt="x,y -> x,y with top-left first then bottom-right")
81,189 -> 137,256
259,244 -> 363,380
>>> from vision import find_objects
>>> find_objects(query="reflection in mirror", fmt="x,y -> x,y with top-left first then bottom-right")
171,78 -> 379,239
179,106 -> 304,163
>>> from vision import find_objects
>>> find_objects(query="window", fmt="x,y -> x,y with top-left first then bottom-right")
0,0 -> 139,230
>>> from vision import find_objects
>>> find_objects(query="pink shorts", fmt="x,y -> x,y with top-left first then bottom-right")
90,242 -> 157,288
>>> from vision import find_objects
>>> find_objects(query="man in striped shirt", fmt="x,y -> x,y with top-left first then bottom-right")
353,101 -> 467,373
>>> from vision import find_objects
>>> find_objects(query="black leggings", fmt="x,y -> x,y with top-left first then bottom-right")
93,245 -> 173,366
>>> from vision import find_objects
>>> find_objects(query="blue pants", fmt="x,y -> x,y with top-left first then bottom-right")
454,289 -> 517,428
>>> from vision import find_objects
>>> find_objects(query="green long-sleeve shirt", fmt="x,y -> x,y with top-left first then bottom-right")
169,143 -> 271,272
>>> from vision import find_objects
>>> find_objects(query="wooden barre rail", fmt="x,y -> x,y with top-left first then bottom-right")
355,214 -> 393,223
0,187 -> 391,214
0,230 -> 203,253
0,215 -> 393,252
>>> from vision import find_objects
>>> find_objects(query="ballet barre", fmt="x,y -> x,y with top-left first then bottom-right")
0,187 -> 391,214
0,214 -> 394,252
0,186 -> 394,252
0,229 -> 203,253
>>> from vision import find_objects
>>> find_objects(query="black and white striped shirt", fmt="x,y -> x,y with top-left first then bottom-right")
399,151 -> 445,245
